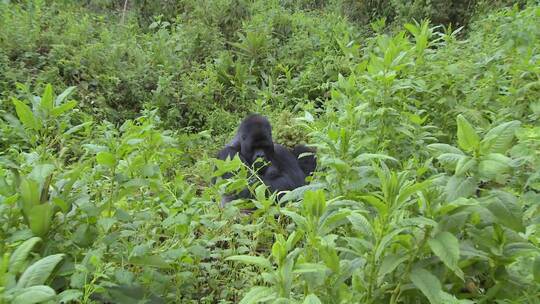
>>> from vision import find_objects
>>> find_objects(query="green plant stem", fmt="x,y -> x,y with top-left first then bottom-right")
389,226 -> 432,304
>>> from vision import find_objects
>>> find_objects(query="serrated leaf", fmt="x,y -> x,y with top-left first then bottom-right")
410,268 -> 442,304
226,255 -> 272,270
486,199 -> 524,232
428,232 -> 464,280
437,153 -> 466,166
239,286 -> 276,304
456,114 -> 479,152
347,213 -> 374,238
12,98 -> 40,131
427,143 -> 464,155
17,253 -> 64,288
480,120 -> 520,154
12,285 -> 56,304
9,237 -> 42,274
445,176 -> 477,202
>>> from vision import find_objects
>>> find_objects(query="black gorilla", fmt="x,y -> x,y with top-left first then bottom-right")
217,114 -> 316,206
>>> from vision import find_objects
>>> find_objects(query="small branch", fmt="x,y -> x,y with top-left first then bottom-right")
121,0 -> 129,24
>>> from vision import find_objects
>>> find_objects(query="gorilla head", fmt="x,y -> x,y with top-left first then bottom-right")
237,114 -> 275,167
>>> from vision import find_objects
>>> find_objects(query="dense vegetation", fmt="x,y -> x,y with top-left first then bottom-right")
1,1 -> 539,303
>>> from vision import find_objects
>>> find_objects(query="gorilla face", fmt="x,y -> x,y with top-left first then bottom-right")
238,115 -> 275,167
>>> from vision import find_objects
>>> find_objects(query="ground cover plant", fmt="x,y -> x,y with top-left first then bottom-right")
0,0 -> 539,303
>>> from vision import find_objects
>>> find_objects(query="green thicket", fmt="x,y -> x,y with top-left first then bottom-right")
0,1 -> 539,303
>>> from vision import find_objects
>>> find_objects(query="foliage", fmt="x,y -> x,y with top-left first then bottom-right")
0,1 -> 539,304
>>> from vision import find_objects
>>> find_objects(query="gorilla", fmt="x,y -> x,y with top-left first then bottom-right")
216,114 -> 316,206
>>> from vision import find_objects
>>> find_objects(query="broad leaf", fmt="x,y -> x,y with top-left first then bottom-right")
456,114 -> 479,152
40,84 -> 54,113
51,100 -> 77,117
239,286 -> 276,304
486,199 -> 524,232
477,153 -> 513,182
303,294 -> 322,304
57,289 -> 83,303
226,255 -> 272,270
379,254 -> 407,278
17,253 -> 64,288
445,176 -> 477,202
27,203 -> 55,236
96,151 -> 116,168
428,232 -> 464,280
12,285 -> 56,304
9,237 -> 42,274
480,120 -> 520,154
410,268 -> 442,304
12,98 -> 40,131
427,143 -> 464,155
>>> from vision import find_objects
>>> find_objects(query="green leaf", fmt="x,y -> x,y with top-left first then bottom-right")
54,86 -> 76,106
428,232 -> 464,280
410,268 -> 442,304
456,114 -> 479,152
486,199 -> 524,232
477,153 -> 513,182
128,255 -> 169,269
533,256 -> 540,284
17,253 -> 64,288
303,294 -> 322,304
239,286 -> 276,304
378,254 -> 407,278
293,263 -> 329,274
480,120 -> 520,154
347,212 -> 374,238
455,157 -> 476,176
19,178 -> 41,212
96,151 -> 116,168
27,203 -> 55,237
9,237 -> 42,274
226,255 -> 272,270
445,176 -> 477,202
281,210 -> 308,229
57,289 -> 83,303
51,100 -> 77,117
12,285 -> 56,304
427,143 -> 464,155
41,84 -> 54,112
29,164 -> 55,183
437,153 -> 466,166
12,98 -> 40,131
64,121 -> 92,135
